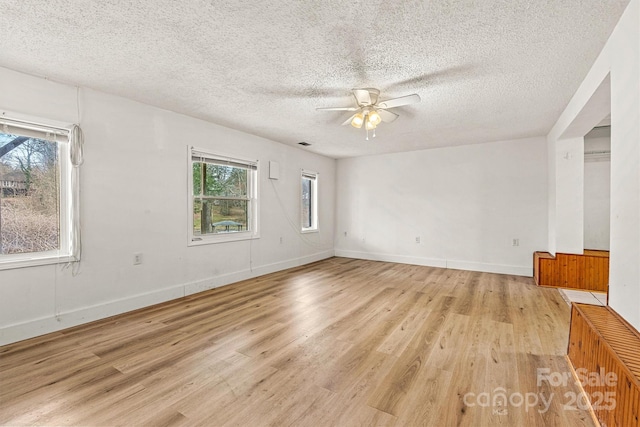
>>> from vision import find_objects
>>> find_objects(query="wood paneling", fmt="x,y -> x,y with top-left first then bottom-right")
0,258 -> 596,426
534,250 -> 609,292
568,303 -> 640,427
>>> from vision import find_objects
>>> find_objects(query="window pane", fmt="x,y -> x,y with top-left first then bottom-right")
189,151 -> 257,244
193,198 -> 248,235
210,200 -> 247,233
302,177 -> 312,229
192,162 -> 202,196
193,199 -> 204,236
203,164 -> 247,197
1,133 -> 60,254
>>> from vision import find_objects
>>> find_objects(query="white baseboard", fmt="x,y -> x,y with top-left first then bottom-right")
182,250 -> 335,295
334,249 -> 447,269
445,259 -> 531,277
334,249 -> 532,277
0,250 -> 334,346
0,285 -> 186,347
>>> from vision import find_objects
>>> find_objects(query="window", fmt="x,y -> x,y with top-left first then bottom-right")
301,170 -> 318,232
189,148 -> 258,244
0,114 -> 81,269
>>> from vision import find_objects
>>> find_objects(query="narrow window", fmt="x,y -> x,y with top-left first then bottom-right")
189,148 -> 258,244
301,171 -> 318,232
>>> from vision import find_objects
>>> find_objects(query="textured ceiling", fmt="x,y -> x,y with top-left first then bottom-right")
0,0 -> 630,158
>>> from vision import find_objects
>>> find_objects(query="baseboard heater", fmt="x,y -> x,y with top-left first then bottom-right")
567,303 -> 640,427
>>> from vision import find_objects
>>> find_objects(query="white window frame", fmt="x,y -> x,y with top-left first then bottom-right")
188,146 -> 259,245
301,170 -> 318,233
0,112 -> 80,270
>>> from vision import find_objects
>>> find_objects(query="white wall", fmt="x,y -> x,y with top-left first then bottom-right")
334,137 -> 548,276
555,137 -> 585,253
547,136 -> 557,255
547,0 -> 640,331
547,74 -> 611,257
584,160 -> 611,250
0,66 -> 336,345
583,133 -> 611,250
609,0 -> 640,330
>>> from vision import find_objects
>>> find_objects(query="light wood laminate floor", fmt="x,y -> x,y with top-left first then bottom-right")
0,258 -> 595,426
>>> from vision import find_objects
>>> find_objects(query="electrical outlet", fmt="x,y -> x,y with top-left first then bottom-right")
415,236 -> 421,244
344,231 -> 348,237
133,252 -> 142,265
279,237 -> 283,244
512,238 -> 519,247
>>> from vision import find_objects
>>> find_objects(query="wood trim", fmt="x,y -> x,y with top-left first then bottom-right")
533,251 -> 609,292
533,251 -> 554,286
568,303 -> 640,427
583,249 -> 610,258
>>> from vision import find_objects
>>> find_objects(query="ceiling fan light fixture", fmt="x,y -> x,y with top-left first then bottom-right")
365,118 -> 377,130
368,110 -> 382,126
351,112 -> 364,128
317,88 -> 420,139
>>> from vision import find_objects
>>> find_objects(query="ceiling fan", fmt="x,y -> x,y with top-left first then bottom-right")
316,88 -> 420,139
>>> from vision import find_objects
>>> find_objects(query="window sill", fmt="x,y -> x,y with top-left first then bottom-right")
0,254 -> 76,271
189,231 -> 260,246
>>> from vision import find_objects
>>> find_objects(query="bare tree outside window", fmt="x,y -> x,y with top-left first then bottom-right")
192,162 -> 249,235
0,133 -> 60,254
189,149 -> 258,244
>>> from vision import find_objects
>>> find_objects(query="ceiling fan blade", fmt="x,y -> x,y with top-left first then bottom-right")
377,109 -> 399,123
316,107 -> 359,111
377,94 -> 421,109
352,89 -> 372,106
341,114 -> 357,126
386,65 -> 474,90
